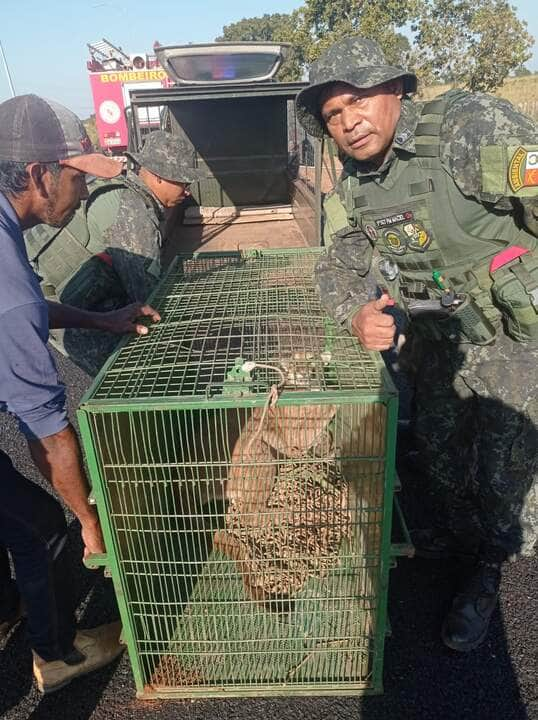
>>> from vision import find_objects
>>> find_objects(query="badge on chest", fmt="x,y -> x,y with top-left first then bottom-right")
366,209 -> 432,255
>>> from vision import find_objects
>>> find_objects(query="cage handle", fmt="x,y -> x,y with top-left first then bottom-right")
390,496 -> 415,558
83,552 -> 112,577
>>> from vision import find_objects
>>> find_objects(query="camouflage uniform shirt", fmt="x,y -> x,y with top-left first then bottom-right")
59,171 -> 165,375
86,170 -> 164,303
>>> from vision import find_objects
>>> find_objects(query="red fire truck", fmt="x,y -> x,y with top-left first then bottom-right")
87,38 -> 172,153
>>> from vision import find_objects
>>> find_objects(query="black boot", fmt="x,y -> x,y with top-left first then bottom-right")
441,558 -> 501,652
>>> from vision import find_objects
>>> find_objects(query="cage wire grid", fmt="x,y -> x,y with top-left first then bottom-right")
89,251 -> 384,402
78,250 -> 399,698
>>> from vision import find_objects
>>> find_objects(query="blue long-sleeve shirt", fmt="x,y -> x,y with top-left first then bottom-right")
0,192 -> 68,439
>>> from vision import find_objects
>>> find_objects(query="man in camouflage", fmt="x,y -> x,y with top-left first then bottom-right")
24,130 -> 203,375
296,37 -> 538,652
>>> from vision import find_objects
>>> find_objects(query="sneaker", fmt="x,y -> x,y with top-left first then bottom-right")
441,560 -> 501,652
33,621 -> 125,694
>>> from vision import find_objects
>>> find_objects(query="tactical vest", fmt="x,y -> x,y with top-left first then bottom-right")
335,90 -> 538,344
24,175 -> 162,300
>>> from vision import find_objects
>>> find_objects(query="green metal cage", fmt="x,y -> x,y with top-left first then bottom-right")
77,249 -> 403,699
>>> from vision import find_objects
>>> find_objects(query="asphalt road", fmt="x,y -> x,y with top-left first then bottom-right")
0,351 -> 536,720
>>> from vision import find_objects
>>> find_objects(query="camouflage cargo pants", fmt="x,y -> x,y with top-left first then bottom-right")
400,329 -> 538,558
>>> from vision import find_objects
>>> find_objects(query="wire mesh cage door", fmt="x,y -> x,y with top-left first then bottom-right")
78,250 -> 399,698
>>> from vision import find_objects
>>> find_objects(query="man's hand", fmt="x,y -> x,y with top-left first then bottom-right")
100,303 -> 161,336
351,294 -> 396,350
29,425 -> 106,565
81,515 -> 106,561
47,299 -> 161,334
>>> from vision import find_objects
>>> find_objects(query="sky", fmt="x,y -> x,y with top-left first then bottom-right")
1,0 -> 538,118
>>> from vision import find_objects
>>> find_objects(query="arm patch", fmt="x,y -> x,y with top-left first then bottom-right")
481,144 -> 538,197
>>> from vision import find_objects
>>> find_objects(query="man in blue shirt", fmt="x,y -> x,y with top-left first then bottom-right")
0,94 -> 160,693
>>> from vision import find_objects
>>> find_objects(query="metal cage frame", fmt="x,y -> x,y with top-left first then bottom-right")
78,249 -> 410,698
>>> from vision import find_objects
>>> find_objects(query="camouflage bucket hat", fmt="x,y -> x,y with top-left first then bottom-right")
296,36 -> 417,138
125,130 -> 205,183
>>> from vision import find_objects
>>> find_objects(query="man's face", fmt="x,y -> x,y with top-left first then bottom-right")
43,165 -> 88,227
155,177 -> 190,208
320,81 -> 403,165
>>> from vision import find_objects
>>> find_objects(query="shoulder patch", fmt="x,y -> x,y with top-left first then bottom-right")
508,147 -> 538,192
481,144 -> 538,197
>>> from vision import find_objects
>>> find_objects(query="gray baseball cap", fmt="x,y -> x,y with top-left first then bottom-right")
125,130 -> 205,184
0,94 -> 122,178
296,36 -> 417,138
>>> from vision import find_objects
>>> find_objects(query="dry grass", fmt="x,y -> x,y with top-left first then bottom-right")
419,75 -> 538,119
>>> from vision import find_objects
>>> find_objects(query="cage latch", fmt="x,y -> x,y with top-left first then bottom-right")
221,357 -> 256,397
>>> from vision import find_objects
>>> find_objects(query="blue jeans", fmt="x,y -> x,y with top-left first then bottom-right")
0,450 -> 77,660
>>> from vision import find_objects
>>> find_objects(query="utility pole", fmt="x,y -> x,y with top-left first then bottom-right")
0,39 -> 16,98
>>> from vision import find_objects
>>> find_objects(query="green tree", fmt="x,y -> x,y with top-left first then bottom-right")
216,0 -> 533,93
217,13 -> 292,42
299,0 -> 421,65
413,0 -> 533,91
